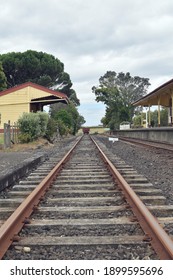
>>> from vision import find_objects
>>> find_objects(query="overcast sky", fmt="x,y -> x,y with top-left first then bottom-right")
1,0 -> 173,125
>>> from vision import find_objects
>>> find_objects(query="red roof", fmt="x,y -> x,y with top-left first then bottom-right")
0,82 -> 68,101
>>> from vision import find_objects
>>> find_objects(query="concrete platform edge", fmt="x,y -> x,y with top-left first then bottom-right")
0,154 -> 47,192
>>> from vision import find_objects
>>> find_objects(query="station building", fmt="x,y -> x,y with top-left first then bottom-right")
133,78 -> 173,126
0,82 -> 68,131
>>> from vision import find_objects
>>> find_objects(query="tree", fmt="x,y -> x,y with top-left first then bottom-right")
160,108 -> 169,126
132,107 -> 168,127
0,50 -> 80,105
0,62 -> 7,91
66,103 -> 85,134
150,108 -> 168,127
50,102 -> 85,135
68,89 -> 80,106
92,71 -> 150,129
132,114 -> 142,127
53,109 -> 73,130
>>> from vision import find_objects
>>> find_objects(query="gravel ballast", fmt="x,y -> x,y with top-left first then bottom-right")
95,135 -> 173,204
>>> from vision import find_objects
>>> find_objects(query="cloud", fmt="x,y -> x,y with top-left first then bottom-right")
1,0 -> 173,125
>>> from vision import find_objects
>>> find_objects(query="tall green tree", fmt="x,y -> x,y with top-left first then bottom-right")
50,102 -> 85,135
92,71 -> 150,129
68,89 -> 80,106
0,50 -> 79,105
150,108 -> 168,127
0,62 -> 7,91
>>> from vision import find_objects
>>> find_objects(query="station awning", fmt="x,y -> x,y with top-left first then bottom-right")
133,78 -> 173,107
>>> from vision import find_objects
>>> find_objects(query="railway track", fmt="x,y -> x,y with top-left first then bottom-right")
0,135 -> 173,259
119,136 -> 173,152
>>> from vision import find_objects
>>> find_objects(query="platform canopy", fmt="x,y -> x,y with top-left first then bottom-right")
133,78 -> 173,107
132,78 -> 173,126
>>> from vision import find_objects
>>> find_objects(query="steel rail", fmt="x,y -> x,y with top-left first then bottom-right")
91,135 -> 173,260
0,136 -> 82,259
119,136 -> 173,152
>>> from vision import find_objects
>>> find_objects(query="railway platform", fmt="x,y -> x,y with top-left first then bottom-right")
0,136 -> 76,192
115,127 -> 173,144
0,149 -> 50,192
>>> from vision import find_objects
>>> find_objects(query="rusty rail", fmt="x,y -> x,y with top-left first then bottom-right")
119,136 -> 173,152
91,136 -> 173,260
0,136 -> 82,259
1,134 -> 173,260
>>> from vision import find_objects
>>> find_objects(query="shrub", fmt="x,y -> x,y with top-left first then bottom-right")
18,132 -> 32,143
37,111 -> 49,136
53,109 -> 72,129
57,119 -> 69,136
18,112 -> 41,142
45,118 -> 57,141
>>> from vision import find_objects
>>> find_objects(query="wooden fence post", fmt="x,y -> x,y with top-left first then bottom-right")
11,122 -> 19,144
4,121 -> 11,148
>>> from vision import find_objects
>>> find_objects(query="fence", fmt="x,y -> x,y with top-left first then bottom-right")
4,121 -> 19,148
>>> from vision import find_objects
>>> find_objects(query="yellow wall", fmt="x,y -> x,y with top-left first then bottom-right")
0,86 -> 52,129
0,86 -> 52,106
0,103 -> 29,128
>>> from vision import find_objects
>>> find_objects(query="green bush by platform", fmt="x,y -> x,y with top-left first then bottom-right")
18,112 -> 49,143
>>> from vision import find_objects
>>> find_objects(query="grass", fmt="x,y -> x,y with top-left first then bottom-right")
0,133 -> 4,144
0,135 -> 52,151
9,137 -> 51,152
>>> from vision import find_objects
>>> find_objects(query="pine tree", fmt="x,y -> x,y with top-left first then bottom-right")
0,62 -> 7,91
